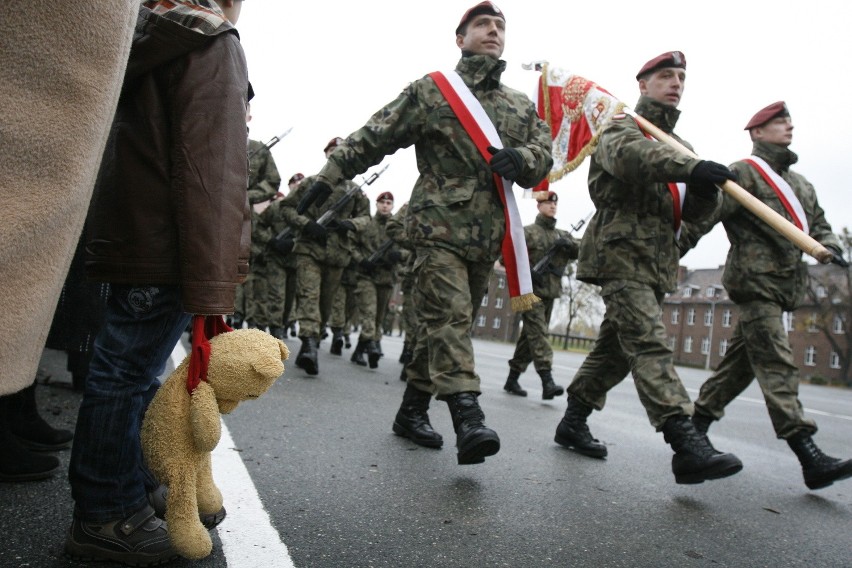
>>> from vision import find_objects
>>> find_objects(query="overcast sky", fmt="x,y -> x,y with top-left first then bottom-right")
237,0 -> 851,270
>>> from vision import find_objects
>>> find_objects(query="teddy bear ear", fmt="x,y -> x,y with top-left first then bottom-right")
252,350 -> 285,379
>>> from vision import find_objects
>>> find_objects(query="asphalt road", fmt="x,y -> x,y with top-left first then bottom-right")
3,334 -> 851,568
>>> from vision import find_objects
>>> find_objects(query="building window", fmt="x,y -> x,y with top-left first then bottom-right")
722,309 -> 732,328
671,308 -> 680,324
683,287 -> 692,298
783,312 -> 795,333
492,317 -> 501,329
706,287 -> 716,298
704,309 -> 713,327
481,295 -> 489,307
687,308 -> 696,326
807,313 -> 818,333
719,338 -> 729,356
830,351 -> 841,369
684,336 -> 693,353
700,337 -> 710,354
495,297 -> 504,309
833,315 -> 844,334
804,346 -> 816,367
668,336 -> 676,350
476,314 -> 486,328
497,277 -> 505,289
816,285 -> 827,298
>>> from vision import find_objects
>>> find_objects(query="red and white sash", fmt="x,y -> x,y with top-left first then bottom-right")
743,156 -> 809,234
429,70 -> 539,312
637,126 -> 686,239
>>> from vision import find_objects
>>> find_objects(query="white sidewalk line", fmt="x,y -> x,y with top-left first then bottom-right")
170,341 -> 295,567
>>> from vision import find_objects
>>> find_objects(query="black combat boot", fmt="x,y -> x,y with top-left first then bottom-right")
365,340 -> 381,369
662,415 -> 743,484
392,385 -> 443,449
268,326 -> 286,341
231,312 -> 244,329
7,383 -> 73,451
691,410 -> 714,436
296,337 -> 319,376
445,392 -> 500,465
399,342 -> 413,365
330,328 -> 344,356
555,396 -> 607,458
0,394 -> 60,481
503,370 -> 527,397
343,333 -> 351,349
538,370 -> 564,400
787,431 -> 852,490
350,340 -> 367,366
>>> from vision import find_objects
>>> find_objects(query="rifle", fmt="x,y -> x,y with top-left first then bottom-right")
248,127 -> 293,159
268,164 -> 390,255
366,238 -> 395,265
531,211 -> 593,281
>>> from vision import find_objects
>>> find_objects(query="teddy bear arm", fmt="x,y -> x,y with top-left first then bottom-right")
190,382 -> 222,452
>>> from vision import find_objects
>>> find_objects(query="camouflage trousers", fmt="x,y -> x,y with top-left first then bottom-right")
355,278 -> 393,342
508,297 -> 554,375
567,280 -> 692,430
330,280 -> 358,330
283,266 -> 297,326
233,280 -> 247,318
246,256 -> 287,328
294,254 -> 343,338
400,272 -> 418,344
405,247 -> 492,398
695,300 -> 816,439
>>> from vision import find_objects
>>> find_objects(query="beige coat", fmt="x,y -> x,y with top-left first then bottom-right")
0,2 -> 137,395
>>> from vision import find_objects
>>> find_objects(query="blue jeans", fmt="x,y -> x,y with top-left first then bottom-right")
69,285 -> 190,522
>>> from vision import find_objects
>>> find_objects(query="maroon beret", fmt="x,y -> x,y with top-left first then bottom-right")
288,173 -> 305,185
376,191 -> 394,202
539,191 -> 558,203
744,101 -> 789,130
635,51 -> 686,81
323,137 -> 344,153
456,1 -> 505,35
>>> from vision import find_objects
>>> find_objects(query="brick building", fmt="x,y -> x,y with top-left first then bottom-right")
663,265 -> 850,385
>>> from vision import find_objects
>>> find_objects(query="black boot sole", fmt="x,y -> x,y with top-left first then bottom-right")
542,386 -> 564,400
457,433 -> 500,465
804,459 -> 852,490
503,388 -> 527,397
553,432 -> 608,459
392,422 -> 443,449
330,339 -> 343,356
0,462 -> 60,482
673,455 -> 743,484
297,356 -> 318,376
368,354 -> 380,369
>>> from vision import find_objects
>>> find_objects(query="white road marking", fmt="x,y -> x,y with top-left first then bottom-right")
170,342 -> 295,567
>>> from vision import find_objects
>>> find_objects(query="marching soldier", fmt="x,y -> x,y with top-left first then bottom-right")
689,101 -> 852,490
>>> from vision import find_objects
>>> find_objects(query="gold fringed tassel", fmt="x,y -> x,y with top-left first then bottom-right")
511,293 -> 541,313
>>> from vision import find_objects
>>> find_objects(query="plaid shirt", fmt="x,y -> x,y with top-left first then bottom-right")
143,0 -> 232,35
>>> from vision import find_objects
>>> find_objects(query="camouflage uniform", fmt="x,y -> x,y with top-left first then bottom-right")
280,176 -> 370,340
693,140 -> 841,438
315,54 -> 552,396
240,139 -> 281,327
352,211 -> 399,344
250,198 -> 291,336
386,203 -> 418,351
508,214 -> 578,375
567,96 -> 721,429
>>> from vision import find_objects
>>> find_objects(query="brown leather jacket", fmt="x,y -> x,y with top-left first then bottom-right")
85,7 -> 251,314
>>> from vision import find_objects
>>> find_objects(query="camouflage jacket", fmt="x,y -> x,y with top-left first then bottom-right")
386,202 -> 414,277
315,54 -> 552,264
576,96 -> 720,292
254,198 -> 295,267
279,174 -> 371,268
247,139 -> 281,205
352,212 -> 398,287
717,141 -> 839,310
526,214 -> 579,300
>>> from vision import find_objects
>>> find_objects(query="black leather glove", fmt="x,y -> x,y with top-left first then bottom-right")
359,259 -> 375,272
302,220 -> 327,243
487,146 -> 524,181
270,236 -> 294,256
826,244 -> 849,268
326,219 -> 355,233
531,271 -> 544,288
296,180 -> 332,214
689,161 -> 737,187
554,237 -> 574,251
386,250 -> 403,264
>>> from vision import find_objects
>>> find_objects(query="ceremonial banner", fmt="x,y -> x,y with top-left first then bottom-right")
534,63 -> 626,187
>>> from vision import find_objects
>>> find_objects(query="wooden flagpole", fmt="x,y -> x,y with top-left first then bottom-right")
627,110 -> 832,264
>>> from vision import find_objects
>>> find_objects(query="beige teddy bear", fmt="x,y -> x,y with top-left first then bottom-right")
141,328 -> 289,560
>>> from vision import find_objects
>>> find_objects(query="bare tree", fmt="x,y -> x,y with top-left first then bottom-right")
800,228 -> 852,385
551,270 -> 604,337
